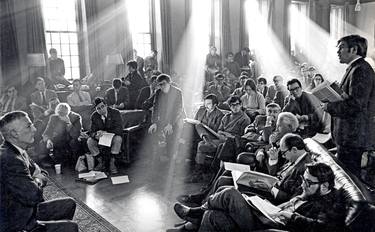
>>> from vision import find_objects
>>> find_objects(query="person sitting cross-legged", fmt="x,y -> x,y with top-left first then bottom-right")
173,162 -> 346,232
87,97 -> 123,174
0,111 -> 78,232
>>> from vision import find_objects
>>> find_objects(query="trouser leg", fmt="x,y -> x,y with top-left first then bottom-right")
337,145 -> 364,178
36,197 -> 76,221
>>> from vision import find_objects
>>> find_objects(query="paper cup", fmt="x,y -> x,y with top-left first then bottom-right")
54,164 -> 62,174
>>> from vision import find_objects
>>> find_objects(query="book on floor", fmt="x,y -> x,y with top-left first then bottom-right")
111,175 -> 130,185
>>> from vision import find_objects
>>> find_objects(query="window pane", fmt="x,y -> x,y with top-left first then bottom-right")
70,44 -> 79,55
71,56 -> 79,67
71,68 -> 80,79
61,44 -> 71,56
60,33 -> 70,44
69,33 -> 78,44
51,33 -> 60,44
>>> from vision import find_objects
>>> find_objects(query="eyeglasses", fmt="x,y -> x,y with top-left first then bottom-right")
300,175 -> 321,187
288,86 -> 301,92
230,102 -> 241,107
280,149 -> 290,157
96,104 -> 106,111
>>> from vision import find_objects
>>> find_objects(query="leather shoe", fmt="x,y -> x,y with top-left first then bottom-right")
174,203 -> 204,225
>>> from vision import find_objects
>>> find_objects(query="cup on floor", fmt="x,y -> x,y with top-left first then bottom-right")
55,164 -> 62,174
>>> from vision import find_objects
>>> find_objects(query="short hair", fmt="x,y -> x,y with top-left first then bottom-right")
282,133 -> 306,150
210,46 -> 217,51
226,52 -> 234,58
0,111 -> 28,137
215,74 -> 224,80
156,74 -> 171,83
273,75 -> 283,82
257,77 -> 267,85
204,94 -> 219,105
306,162 -> 335,190
35,77 -> 45,85
72,79 -> 81,85
150,75 -> 158,83
152,70 -> 162,76
337,34 -> 368,58
49,48 -> 57,54
55,103 -> 71,116
242,47 -> 250,52
112,78 -> 122,89
287,78 -> 302,88
239,75 -> 248,81
266,102 -> 281,110
127,60 -> 138,69
94,97 -> 106,107
277,112 -> 299,132
244,79 -> 257,91
227,95 -> 242,105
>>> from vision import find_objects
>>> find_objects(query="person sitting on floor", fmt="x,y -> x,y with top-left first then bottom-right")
173,162 -> 346,232
41,103 -> 82,166
87,97 -> 123,174
0,111 -> 78,232
105,78 -> 129,110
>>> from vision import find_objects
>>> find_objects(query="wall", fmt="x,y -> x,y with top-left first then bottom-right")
354,1 -> 375,61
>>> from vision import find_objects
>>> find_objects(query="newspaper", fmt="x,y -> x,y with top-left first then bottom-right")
184,118 -> 221,139
243,195 -> 285,225
310,81 -> 343,103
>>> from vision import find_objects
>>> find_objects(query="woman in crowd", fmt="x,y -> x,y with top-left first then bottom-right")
307,73 -> 324,91
240,79 -> 266,121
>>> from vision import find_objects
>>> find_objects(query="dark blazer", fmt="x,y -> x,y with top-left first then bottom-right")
90,107 -> 123,137
43,111 -> 82,141
105,87 -> 129,110
123,71 -> 148,108
30,89 -> 58,108
194,106 -> 225,138
327,58 -> 375,148
135,86 -> 151,109
0,141 -> 46,232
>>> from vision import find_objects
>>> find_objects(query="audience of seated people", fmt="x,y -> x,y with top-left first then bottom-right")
206,74 -> 231,109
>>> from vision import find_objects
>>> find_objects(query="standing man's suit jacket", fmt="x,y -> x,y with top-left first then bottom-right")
326,58 -> 375,148
0,141 -> 47,232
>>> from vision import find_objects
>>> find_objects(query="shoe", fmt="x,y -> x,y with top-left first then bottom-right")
94,157 -> 104,171
109,158 -> 118,174
173,203 -> 204,225
176,193 -> 205,205
166,221 -> 198,232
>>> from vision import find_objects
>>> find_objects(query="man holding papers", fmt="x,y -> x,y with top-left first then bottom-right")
175,163 -> 345,232
321,35 -> 375,178
87,97 -> 123,174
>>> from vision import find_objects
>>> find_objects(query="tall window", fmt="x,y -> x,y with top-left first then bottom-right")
330,5 -> 344,41
42,0 -> 80,80
211,0 -> 221,52
289,1 -> 308,55
128,0 -> 152,58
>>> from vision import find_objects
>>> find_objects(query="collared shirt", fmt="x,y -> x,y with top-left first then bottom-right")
347,56 -> 361,68
67,91 -> 91,106
11,143 -> 30,168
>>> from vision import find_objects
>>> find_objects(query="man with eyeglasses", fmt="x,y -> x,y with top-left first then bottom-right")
283,78 -> 324,138
87,97 -> 123,174
321,34 -> 375,178
147,74 -> 185,157
174,162 -> 346,232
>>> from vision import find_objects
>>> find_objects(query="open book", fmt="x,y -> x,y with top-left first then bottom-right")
184,118 -> 221,139
224,162 -> 279,192
243,195 -> 285,225
310,81 -> 343,103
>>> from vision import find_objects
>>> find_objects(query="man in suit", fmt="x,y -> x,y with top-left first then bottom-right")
30,77 -> 58,120
136,74 -> 158,109
322,35 -> 375,178
105,78 -> 129,110
87,97 -> 123,174
67,79 -> 92,107
0,111 -> 78,232
0,86 -> 26,116
42,103 -> 83,165
123,60 -> 148,109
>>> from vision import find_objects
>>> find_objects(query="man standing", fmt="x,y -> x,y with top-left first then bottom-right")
0,111 -> 78,232
87,98 -> 123,174
322,35 -> 375,178
105,78 -> 129,110
123,60 -> 147,109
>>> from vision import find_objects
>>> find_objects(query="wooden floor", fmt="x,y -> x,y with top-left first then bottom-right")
46,136 -> 202,232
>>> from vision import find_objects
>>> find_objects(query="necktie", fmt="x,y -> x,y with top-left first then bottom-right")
41,92 -> 47,106
77,92 -> 84,102
3,97 -> 12,112
115,91 -> 118,104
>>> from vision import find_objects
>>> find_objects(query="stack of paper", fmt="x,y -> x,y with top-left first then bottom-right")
111,175 -> 130,185
78,171 -> 107,182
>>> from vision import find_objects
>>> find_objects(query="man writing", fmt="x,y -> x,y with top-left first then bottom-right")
0,111 -> 78,232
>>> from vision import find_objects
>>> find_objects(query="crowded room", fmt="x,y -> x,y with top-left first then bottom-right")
1,0 -> 375,231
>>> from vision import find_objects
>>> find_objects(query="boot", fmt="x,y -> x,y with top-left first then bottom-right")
110,157 -> 118,174
94,157 -> 104,171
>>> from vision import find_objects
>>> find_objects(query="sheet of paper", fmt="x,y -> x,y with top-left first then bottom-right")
78,171 -> 96,179
183,118 -> 201,125
231,170 -> 242,189
111,175 -> 130,185
243,195 -> 284,225
78,171 -> 107,180
98,132 -> 115,147
224,162 -> 251,172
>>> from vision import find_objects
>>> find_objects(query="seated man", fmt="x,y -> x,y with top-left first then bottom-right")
67,79 -> 92,107
265,75 -> 289,109
30,77 -> 58,121
232,75 -> 248,98
175,163 -> 346,232
0,111 -> 78,232
135,74 -> 159,109
41,103 -> 82,165
194,96 -> 251,179
283,78 -> 324,138
87,98 -> 123,174
0,86 -> 26,116
105,78 -> 129,110
176,133 -> 310,208
206,74 -> 231,108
